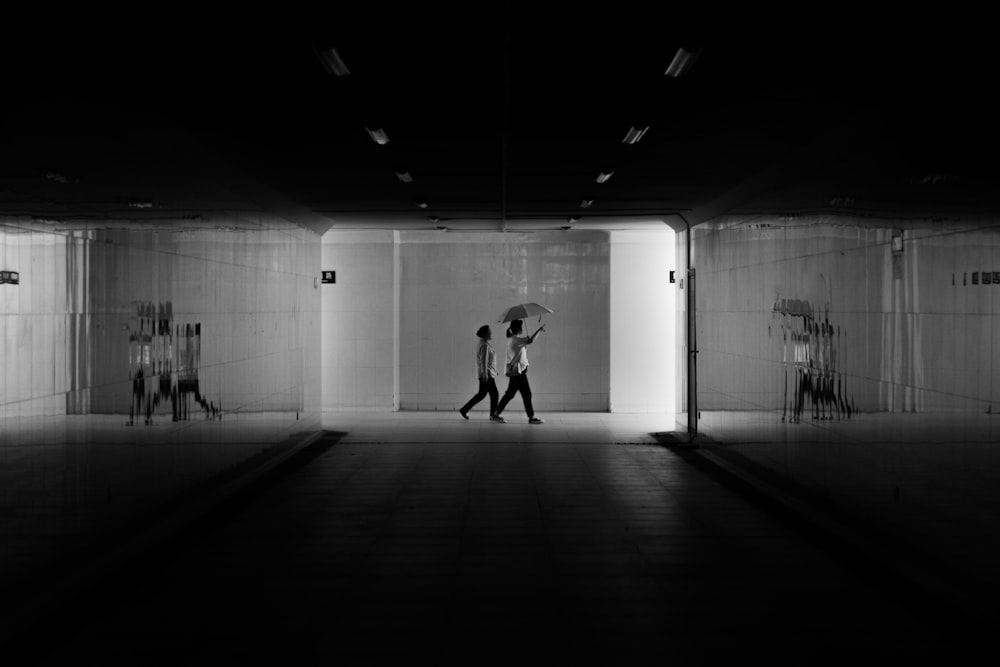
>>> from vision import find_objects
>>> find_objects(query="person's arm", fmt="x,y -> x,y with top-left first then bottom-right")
527,324 -> 546,343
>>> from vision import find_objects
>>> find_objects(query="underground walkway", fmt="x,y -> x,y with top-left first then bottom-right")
3,412 -> 994,665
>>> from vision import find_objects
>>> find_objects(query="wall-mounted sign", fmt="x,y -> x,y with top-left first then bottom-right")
321,271 -> 336,284
0,270 -> 19,284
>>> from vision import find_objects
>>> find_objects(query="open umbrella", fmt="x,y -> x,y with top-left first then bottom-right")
498,302 -> 554,323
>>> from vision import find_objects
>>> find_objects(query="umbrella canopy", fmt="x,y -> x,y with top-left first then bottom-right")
497,302 -> 554,323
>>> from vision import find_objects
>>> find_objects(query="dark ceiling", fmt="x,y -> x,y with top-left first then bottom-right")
3,4 -> 999,232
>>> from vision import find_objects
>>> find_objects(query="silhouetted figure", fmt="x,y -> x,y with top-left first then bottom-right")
494,319 -> 546,424
459,325 -> 502,421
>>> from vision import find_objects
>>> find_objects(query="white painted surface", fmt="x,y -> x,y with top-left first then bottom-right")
397,231 -> 610,412
609,230 -> 677,413
321,231 -> 397,410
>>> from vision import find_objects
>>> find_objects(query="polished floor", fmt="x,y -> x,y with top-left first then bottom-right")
2,410 -> 996,665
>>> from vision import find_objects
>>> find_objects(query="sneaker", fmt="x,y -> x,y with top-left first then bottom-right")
529,417 -> 544,424
490,414 -> 506,423
459,409 -> 469,420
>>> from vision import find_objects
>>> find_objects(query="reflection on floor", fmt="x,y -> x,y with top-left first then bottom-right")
0,412 -> 319,601
698,410 -> 1000,591
2,410 -> 996,664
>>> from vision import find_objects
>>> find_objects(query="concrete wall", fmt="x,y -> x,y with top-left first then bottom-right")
321,229 -> 612,412
694,214 -> 1000,415
398,231 -> 610,411
1,215 -> 321,422
320,231 -> 397,411
0,225 -> 70,418
609,230 -> 678,413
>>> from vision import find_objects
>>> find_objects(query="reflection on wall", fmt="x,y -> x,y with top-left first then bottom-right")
697,215 -> 1000,414
2,216 -> 321,423
772,297 -> 855,422
126,301 -> 219,425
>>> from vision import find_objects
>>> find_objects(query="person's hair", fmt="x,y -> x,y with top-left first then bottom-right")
476,324 -> 490,338
507,319 -> 523,337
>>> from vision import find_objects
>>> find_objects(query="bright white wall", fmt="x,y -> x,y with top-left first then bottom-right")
320,229 -> 612,412
397,230 -> 610,412
610,230 -> 677,413
320,230 -> 397,410
0,225 -> 70,418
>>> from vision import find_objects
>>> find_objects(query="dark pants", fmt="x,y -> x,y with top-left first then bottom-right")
461,377 -> 499,415
496,370 -> 533,418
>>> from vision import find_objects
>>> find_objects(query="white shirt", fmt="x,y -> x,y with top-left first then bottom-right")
476,338 -> 497,379
507,335 -> 530,375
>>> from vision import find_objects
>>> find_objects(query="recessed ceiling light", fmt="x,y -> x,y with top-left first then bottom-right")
366,127 -> 390,145
395,171 -> 414,183
664,47 -> 701,77
595,172 -> 614,184
415,199 -> 429,209
622,126 -> 648,144
313,45 -> 351,76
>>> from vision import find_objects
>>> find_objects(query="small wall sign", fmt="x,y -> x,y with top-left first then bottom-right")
321,271 -> 336,284
0,270 -> 19,284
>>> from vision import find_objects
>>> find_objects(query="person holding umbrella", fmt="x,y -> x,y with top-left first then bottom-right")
494,318 -> 546,424
459,324 -> 503,422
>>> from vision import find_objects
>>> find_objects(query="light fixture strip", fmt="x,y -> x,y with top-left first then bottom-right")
316,46 -> 351,76
622,126 -> 648,144
665,47 -> 701,77
366,127 -> 390,145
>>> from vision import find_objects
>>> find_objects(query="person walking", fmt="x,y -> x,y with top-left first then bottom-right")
459,325 -> 503,421
494,318 -> 545,424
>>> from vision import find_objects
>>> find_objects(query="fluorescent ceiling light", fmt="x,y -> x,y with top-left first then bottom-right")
366,127 -> 390,145
665,47 -> 701,77
622,126 -> 648,144
595,171 -> 614,184
395,171 -> 414,183
314,45 -> 351,76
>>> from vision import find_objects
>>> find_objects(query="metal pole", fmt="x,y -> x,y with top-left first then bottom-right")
681,215 -> 698,442
688,263 -> 697,441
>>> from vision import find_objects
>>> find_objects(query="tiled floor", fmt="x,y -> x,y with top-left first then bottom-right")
3,410 -> 996,665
